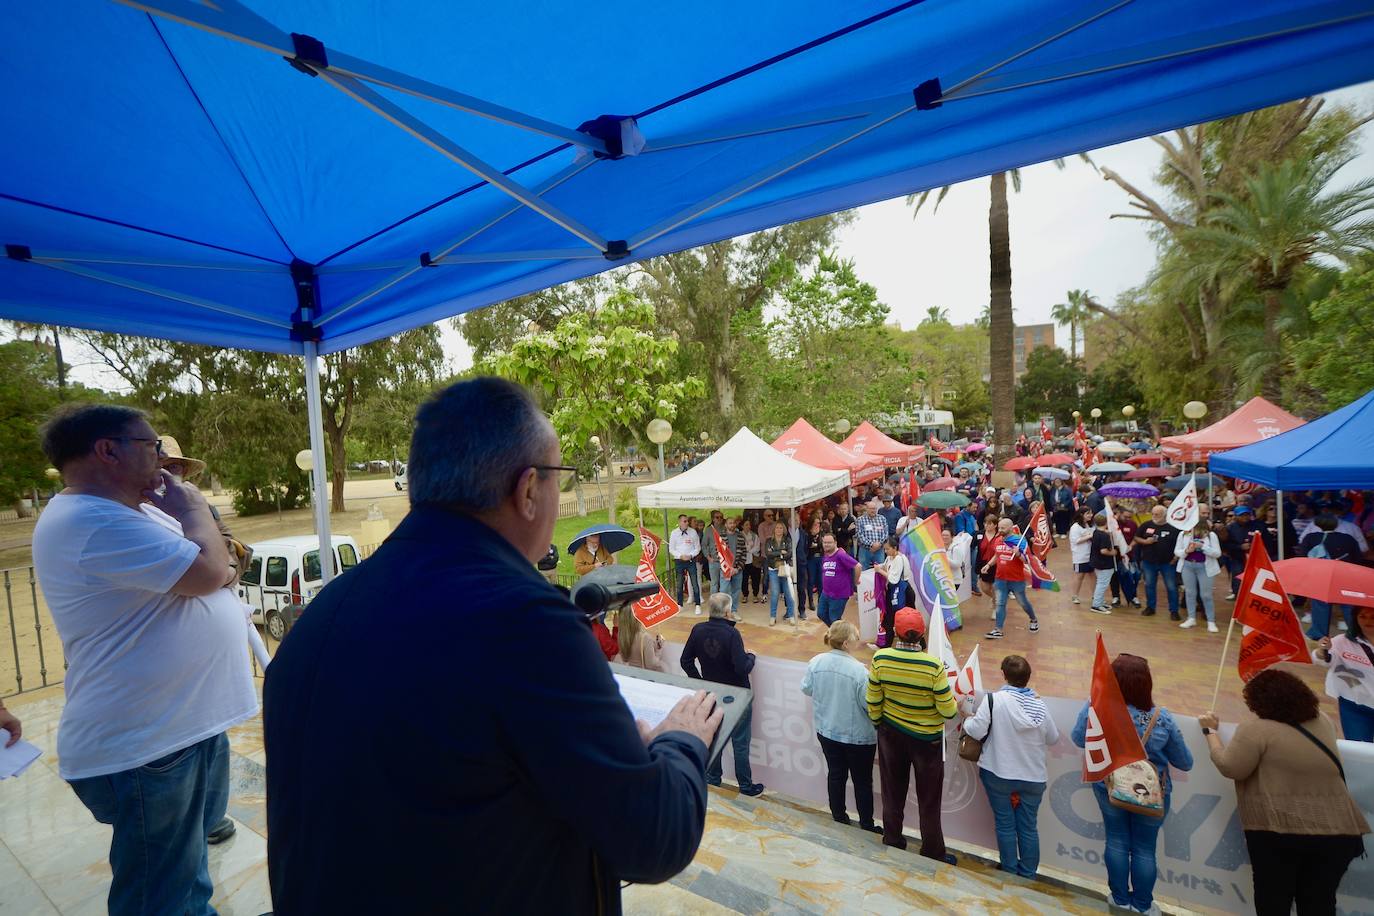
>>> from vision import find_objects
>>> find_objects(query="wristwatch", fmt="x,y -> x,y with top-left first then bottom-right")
1201,727 -> 1212,735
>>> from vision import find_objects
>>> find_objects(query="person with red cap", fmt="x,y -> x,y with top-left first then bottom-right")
866,607 -> 959,863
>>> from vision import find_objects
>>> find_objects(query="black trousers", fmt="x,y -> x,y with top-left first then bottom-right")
877,725 -> 946,860
1245,830 -> 1363,916
742,564 -> 763,597
817,734 -> 876,827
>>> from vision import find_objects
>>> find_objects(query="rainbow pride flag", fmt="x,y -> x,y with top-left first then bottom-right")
899,513 -> 962,631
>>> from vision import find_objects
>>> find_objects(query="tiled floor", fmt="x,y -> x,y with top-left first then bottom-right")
657,548 -> 1338,731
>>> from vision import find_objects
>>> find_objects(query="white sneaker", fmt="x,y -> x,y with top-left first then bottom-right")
769,618 -> 776,627
694,606 -> 702,616
788,617 -> 798,627
1071,596 -> 1081,605
1301,613 -> 1312,624
1180,618 -> 1196,629
1207,622 -> 1219,633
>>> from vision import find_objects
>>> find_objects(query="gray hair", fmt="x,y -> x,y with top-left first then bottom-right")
40,403 -> 147,469
408,377 -> 556,512
706,593 -> 734,618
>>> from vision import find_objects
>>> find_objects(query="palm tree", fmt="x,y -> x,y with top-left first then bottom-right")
907,156 -> 1093,454
1182,156 -> 1374,399
919,306 -> 950,326
1051,289 -> 1094,360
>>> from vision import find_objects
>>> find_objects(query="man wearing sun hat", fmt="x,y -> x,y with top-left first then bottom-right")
866,607 -> 959,863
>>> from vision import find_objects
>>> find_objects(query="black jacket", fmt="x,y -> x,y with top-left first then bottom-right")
264,508 -> 708,914
680,617 -> 755,689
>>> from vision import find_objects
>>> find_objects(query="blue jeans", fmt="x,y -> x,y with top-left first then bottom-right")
808,557 -> 823,606
858,545 -> 882,571
1339,697 -> 1374,742
817,594 -> 848,627
724,570 -> 742,611
1092,567 -> 1114,608
980,770 -> 1046,878
68,732 -> 229,916
1110,562 -> 1138,602
675,558 -> 701,606
1139,560 -> 1178,613
709,559 -> 721,596
768,568 -> 796,620
994,579 -> 1035,629
1308,600 -> 1355,640
707,706 -> 754,787
1179,561 -> 1215,623
1093,782 -> 1169,912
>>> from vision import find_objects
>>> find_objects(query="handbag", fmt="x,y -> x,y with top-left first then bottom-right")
1107,709 -> 1165,817
958,695 -> 992,762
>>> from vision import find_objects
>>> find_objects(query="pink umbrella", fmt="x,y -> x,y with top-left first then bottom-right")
1125,466 -> 1177,480
965,443 -> 988,452
925,476 -> 960,491
1272,559 -> 1374,608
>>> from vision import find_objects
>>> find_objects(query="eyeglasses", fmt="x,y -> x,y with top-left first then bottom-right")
533,464 -> 578,486
109,436 -> 163,453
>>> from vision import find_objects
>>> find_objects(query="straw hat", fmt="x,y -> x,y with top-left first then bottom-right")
159,436 -> 207,481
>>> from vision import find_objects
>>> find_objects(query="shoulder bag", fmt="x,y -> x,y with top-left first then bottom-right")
1292,722 -> 1346,782
958,695 -> 992,762
1107,709 -> 1166,817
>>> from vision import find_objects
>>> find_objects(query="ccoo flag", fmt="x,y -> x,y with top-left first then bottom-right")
1166,475 -> 1200,531
1082,633 -> 1148,782
953,643 -> 984,717
1235,533 -> 1311,682
632,528 -> 681,628
712,526 -> 736,580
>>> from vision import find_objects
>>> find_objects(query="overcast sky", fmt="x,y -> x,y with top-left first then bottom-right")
433,83 -> 1373,370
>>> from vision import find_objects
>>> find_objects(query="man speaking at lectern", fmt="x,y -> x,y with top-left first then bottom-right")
265,377 -> 721,914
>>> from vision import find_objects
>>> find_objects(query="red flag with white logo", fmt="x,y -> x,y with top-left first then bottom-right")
1028,503 -> 1053,559
1235,534 -> 1311,682
712,526 -> 736,580
907,471 -> 922,508
1083,633 -> 1148,782
632,527 -> 681,628
1040,418 -> 1053,441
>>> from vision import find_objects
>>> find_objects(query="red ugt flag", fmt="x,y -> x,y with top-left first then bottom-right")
632,527 -> 681,628
712,526 -> 736,579
1082,633 -> 1148,782
1235,533 -> 1311,682
1040,418 -> 1053,441
907,471 -> 922,509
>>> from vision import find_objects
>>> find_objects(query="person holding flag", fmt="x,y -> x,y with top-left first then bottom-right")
962,655 -> 1060,880
981,518 -> 1040,639
1071,644 -> 1193,915
1173,517 -> 1222,632
712,516 -> 745,613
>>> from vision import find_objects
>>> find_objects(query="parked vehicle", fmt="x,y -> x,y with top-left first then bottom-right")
394,462 -> 407,491
238,535 -> 360,640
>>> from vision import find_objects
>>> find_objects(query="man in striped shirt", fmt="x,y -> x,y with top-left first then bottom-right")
866,608 -> 958,863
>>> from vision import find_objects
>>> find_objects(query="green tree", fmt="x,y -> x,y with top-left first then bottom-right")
5,322 -> 68,393
482,290 -> 703,523
457,276 -> 609,362
1050,289 -> 1094,361
0,341 -> 60,511
1014,347 -> 1083,423
919,306 -> 950,327
1292,258 -> 1374,410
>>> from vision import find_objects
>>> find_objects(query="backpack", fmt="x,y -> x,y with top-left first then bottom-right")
1307,532 -> 1331,560
1107,709 -> 1166,817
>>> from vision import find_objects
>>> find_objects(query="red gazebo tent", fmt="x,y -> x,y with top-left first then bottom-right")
1160,397 -> 1306,463
840,421 -> 925,467
773,418 -> 885,485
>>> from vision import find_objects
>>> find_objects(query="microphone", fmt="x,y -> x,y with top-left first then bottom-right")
570,565 -> 658,619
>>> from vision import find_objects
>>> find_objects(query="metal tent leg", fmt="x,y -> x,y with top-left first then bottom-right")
304,341 -> 336,583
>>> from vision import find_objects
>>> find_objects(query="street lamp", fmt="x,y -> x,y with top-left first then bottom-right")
1122,404 -> 1135,434
832,418 -> 851,436
646,418 -> 674,574
1090,407 -> 1102,436
1183,400 -> 1208,421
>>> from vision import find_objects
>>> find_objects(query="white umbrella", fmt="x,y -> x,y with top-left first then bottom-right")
1097,440 -> 1132,456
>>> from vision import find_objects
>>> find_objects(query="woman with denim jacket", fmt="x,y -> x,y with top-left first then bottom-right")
1072,653 -> 1193,914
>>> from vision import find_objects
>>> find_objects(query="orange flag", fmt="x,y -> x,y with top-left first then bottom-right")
632,527 -> 680,628
1082,633 -> 1148,782
1235,533 -> 1310,682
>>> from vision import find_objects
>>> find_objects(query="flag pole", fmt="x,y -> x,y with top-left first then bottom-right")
1209,615 -> 1238,711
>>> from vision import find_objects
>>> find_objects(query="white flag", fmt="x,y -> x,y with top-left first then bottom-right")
1166,475 -> 1200,531
1103,497 -> 1131,555
953,643 -> 984,717
926,598 -> 957,681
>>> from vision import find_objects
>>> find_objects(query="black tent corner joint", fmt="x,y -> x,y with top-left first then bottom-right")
285,32 -> 328,77
576,114 -> 644,159
604,240 -> 631,261
5,244 -> 32,262
914,77 -> 943,111
289,259 -> 323,342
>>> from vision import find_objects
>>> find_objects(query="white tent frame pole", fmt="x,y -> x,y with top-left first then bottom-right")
303,340 -> 336,583
317,72 -> 611,253
109,0 -> 609,155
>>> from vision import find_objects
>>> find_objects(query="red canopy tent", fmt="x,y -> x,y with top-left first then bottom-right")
841,421 -> 925,467
1160,397 -> 1306,463
773,418 -> 885,485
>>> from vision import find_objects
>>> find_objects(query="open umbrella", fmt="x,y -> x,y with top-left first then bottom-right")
1031,467 -> 1070,480
1163,473 -> 1227,491
928,455 -> 953,467
1128,441 -> 1152,450
1002,456 -> 1039,471
1100,482 -> 1160,499
917,490 -> 971,509
1097,440 -> 1132,456
1272,558 -> 1374,608
965,442 -> 988,453
925,476 -> 961,491
1126,453 -> 1166,465
950,438 -> 970,448
568,523 -> 636,556
1124,466 -> 1177,480
1087,461 -> 1135,474
956,461 -> 983,472
1037,452 -> 1077,466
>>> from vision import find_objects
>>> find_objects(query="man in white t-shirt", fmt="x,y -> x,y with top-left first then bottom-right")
32,404 -> 257,916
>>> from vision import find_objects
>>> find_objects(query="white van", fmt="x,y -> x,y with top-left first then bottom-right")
237,535 -> 361,640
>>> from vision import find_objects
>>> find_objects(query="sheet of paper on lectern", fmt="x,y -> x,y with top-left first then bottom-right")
612,673 -> 695,730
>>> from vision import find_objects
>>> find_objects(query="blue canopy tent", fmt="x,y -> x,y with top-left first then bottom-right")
5,0 -> 1374,578
1212,387 -> 1374,490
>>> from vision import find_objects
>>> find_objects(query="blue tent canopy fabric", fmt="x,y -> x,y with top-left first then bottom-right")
4,0 -> 1374,355
1211,388 -> 1374,490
